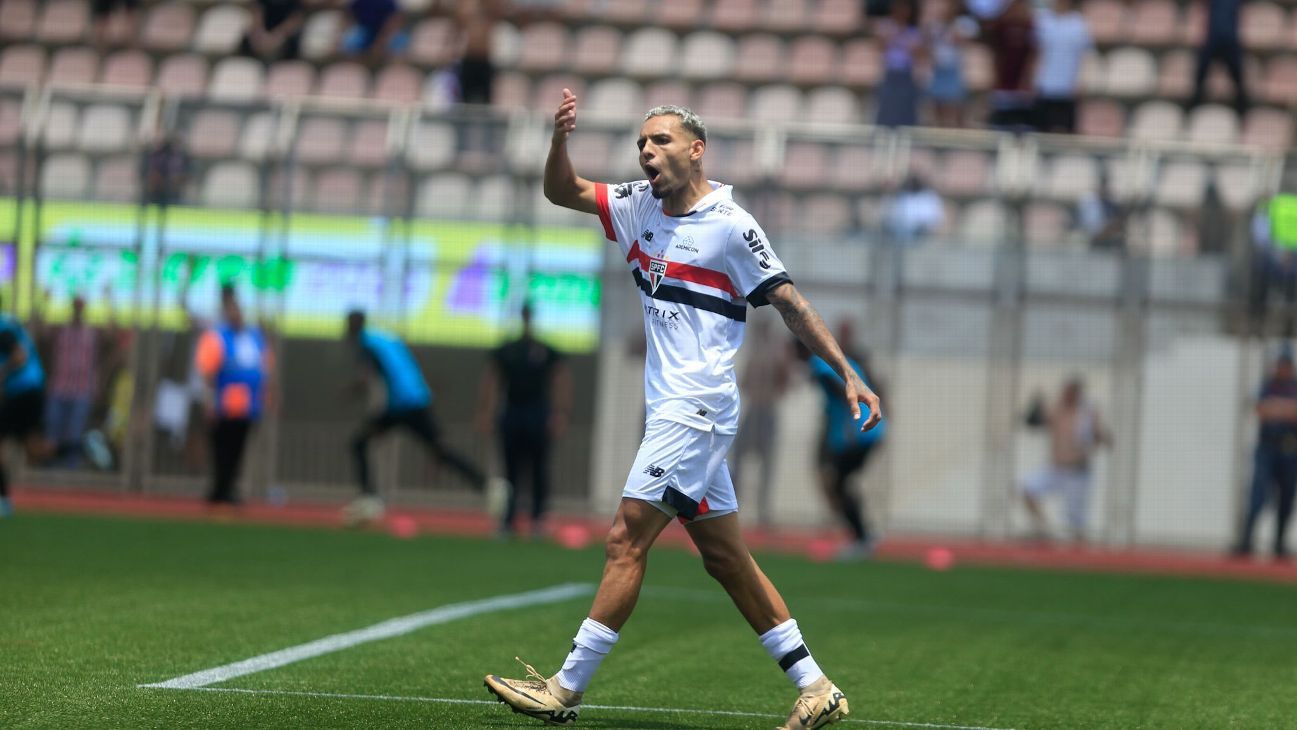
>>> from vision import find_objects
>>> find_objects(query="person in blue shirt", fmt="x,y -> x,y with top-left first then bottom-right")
796,339 -> 888,561
343,310 -> 491,524
1234,348 -> 1297,561
0,312 -> 54,517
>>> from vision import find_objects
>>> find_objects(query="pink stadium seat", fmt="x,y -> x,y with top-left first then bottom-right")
586,79 -> 644,118
194,4 -> 248,55
1083,0 -> 1127,44
960,200 -> 1007,244
532,74 -> 587,110
416,173 -> 472,219
349,120 -> 390,167
409,17 -> 456,67
1155,160 -> 1207,208
238,112 -> 276,161
642,80 -> 691,109
208,57 -> 264,101
572,26 -> 622,76
77,104 -> 133,153
936,150 -> 991,198
706,137 -> 759,186
471,175 -> 515,220
0,0 -> 38,41
812,0 -> 863,35
1024,203 -> 1069,247
0,46 -> 45,87
156,54 -> 208,97
1215,163 -> 1262,210
264,60 -> 316,99
187,110 -> 240,159
1242,107 -> 1294,150
788,36 -> 838,86
750,84 -> 802,124
839,39 -> 881,89
517,23 -> 568,73
203,162 -> 260,209
37,0 -> 89,44
734,34 -> 786,84
621,28 -> 678,79
1077,99 -> 1125,137
48,48 -> 98,87
42,102 -> 79,149
101,50 -> 153,89
693,82 -> 748,121
301,10 -> 342,62
492,72 -> 531,109
567,131 -> 613,180
407,121 -> 456,172
93,156 -> 139,202
829,145 -> 874,192
803,194 -> 852,236
41,153 -> 91,199
317,62 -> 370,99
1104,48 -> 1156,97
1242,2 -> 1288,49
142,2 -> 196,53
1263,56 -> 1297,105
1044,154 -> 1099,202
680,31 -> 736,81
782,141 -> 829,191
372,64 -> 422,104
1130,100 -> 1183,141
711,0 -> 760,33
1128,0 -> 1178,46
806,87 -> 859,124
313,168 -> 365,213
660,0 -> 705,29
1157,49 -> 1194,100
296,118 -> 346,165
1186,104 -> 1240,144
1182,1 -> 1205,45
0,98 -> 22,146
763,0 -> 809,32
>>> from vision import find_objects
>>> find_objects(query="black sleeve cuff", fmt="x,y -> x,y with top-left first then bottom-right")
746,273 -> 793,307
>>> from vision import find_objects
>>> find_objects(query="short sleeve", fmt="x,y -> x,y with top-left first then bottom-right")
594,181 -> 649,257
726,215 -> 792,307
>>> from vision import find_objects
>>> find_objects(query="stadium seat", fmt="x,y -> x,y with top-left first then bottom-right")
621,28 -> 678,79
238,112 -> 276,161
567,131 -> 613,180
408,121 -> 455,171
680,31 -> 736,81
660,0 -> 705,29
733,34 -> 786,84
490,22 -> 520,68
37,0 -> 89,44
300,10 -> 342,61
372,64 -> 422,103
1128,0 -> 1179,46
643,80 -> 691,109
1083,0 -> 1127,44
1077,99 -> 1125,137
1214,162 -> 1259,210
0,45 -> 45,87
187,110 -> 240,159
710,0 -> 760,33
1242,107 -> 1294,150
143,2 -> 197,53
1242,2 -> 1288,49
264,60 -> 315,99
208,57 -> 264,101
194,4 -> 249,55
48,48 -> 98,87
1024,202 -> 1069,247
1044,154 -> 1099,203
959,200 -> 1007,244
763,0 -> 809,32
936,150 -> 992,199
586,78 -> 644,118
471,175 -> 515,220
706,137 -> 760,186
829,144 -> 874,192
517,23 -> 569,73
42,102 -> 79,149
317,62 -> 370,98
101,50 -> 153,89
349,120 -> 389,167
812,0 -> 863,35
416,173 -> 473,219
77,104 -> 133,154
1156,49 -> 1194,100
0,0 -> 37,41
782,140 -> 829,191
805,86 -> 859,125
1078,53 -> 1105,95
202,161 -> 260,208
40,153 -> 90,199
838,39 -> 881,89
532,74 -> 587,110
1105,48 -> 1156,97
572,26 -> 622,76
313,167 -> 364,213
803,194 -> 852,236
750,84 -> 803,124
788,36 -> 837,86
1186,104 -> 1240,144
1154,160 -> 1207,208
693,82 -> 748,122
1129,100 -> 1183,141
1263,55 -> 1297,105
92,155 -> 139,202
296,117 -> 346,165
156,54 -> 209,97
1145,209 -> 1186,255
492,71 -> 531,109
0,98 -> 22,146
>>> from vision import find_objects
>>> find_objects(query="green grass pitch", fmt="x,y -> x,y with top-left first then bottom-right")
3,512 -> 1295,729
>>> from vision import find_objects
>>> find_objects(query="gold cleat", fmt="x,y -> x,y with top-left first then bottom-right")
777,675 -> 850,729
483,657 -> 582,725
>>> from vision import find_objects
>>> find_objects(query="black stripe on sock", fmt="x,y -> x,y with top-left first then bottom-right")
778,644 -> 810,672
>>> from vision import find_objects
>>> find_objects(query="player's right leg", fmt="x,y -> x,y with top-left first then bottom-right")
344,415 -> 393,525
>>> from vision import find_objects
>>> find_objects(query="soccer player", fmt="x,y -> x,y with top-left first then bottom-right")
483,91 -> 882,729
0,310 -> 52,517
343,310 -> 497,524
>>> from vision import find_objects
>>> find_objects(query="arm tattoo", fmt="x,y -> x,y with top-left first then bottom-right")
770,285 -> 854,382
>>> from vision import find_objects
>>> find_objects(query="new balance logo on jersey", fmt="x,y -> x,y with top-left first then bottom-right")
641,230 -> 654,242
644,464 -> 666,478
647,257 -> 668,294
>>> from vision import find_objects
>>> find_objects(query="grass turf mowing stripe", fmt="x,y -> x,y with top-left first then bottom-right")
138,583 -> 594,690
150,686 -> 1024,730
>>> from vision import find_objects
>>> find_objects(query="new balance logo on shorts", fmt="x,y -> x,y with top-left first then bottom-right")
643,464 -> 666,478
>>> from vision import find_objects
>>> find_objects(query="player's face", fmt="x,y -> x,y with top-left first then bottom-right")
637,116 -> 699,200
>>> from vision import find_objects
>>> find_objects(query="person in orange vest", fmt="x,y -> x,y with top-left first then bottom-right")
193,286 -> 274,506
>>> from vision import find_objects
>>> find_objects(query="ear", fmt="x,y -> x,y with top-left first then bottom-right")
690,138 -> 705,163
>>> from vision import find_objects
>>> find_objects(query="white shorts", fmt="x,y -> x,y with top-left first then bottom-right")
1021,466 -> 1092,530
623,418 -> 738,523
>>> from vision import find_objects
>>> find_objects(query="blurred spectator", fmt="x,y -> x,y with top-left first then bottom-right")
926,0 -> 978,127
1021,377 -> 1110,543
475,302 -> 572,539
1075,172 -> 1126,251
194,287 -> 274,506
1032,0 -> 1091,134
91,0 -> 139,50
142,135 -> 191,208
874,0 -> 925,128
1234,347 -> 1297,560
982,0 -> 1037,131
1190,0 -> 1249,115
455,0 -> 510,105
239,0 -> 306,63
731,318 -> 793,528
335,0 -> 409,64
885,174 -> 945,243
1248,191 -> 1297,328
1196,179 -> 1234,256
33,291 -> 120,469
0,304 -> 53,517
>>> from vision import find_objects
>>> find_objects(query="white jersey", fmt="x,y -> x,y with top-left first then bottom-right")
595,180 -> 791,434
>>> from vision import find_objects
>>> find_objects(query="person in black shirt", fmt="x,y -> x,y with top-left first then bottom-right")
239,0 -> 306,62
1189,0 -> 1248,115
476,303 -> 572,538
1234,348 -> 1297,560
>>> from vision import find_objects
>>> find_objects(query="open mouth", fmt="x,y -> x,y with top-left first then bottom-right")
643,163 -> 662,185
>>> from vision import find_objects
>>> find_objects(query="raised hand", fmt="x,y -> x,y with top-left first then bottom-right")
553,88 -> 577,144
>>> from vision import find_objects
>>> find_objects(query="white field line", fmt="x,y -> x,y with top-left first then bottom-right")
138,583 -> 593,690
147,686 -> 1024,730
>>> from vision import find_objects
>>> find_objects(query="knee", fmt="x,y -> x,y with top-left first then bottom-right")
604,525 -> 648,568
700,547 -> 747,585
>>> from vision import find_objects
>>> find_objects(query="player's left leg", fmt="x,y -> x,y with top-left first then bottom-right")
1061,469 -> 1092,545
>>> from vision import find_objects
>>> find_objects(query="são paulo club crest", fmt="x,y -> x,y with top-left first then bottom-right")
647,257 -> 668,294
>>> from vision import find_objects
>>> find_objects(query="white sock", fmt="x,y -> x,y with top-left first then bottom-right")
759,618 -> 824,690
555,618 -> 619,693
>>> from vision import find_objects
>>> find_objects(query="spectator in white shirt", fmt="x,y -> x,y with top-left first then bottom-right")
1033,0 -> 1092,133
